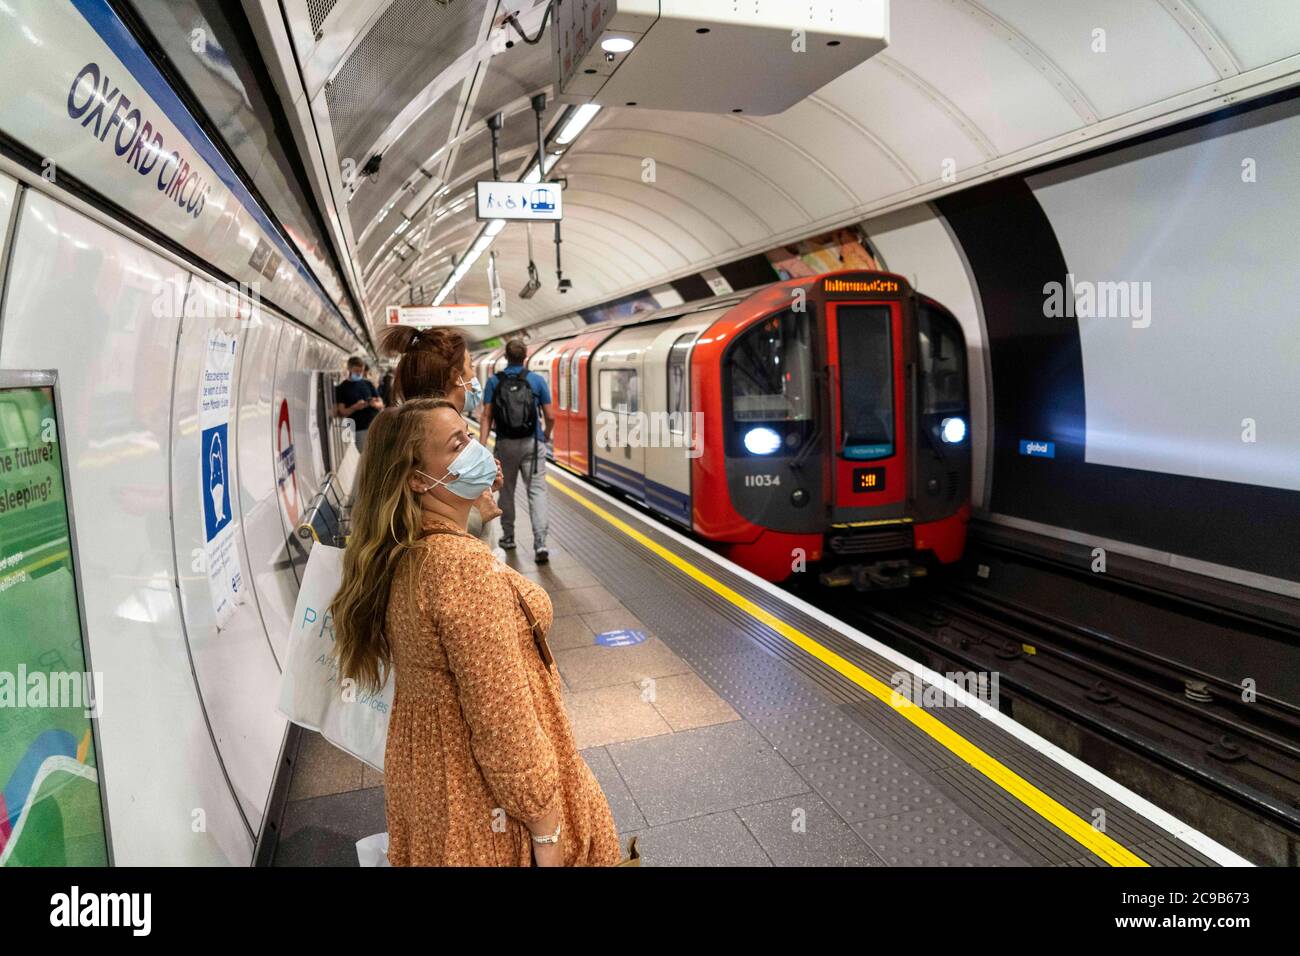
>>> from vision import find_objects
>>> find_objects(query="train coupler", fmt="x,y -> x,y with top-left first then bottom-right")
820,560 -> 915,590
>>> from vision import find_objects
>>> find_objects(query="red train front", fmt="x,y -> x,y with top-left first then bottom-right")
480,269 -> 972,589
688,271 -> 971,588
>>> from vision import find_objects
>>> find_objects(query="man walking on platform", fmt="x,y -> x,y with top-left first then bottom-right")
482,339 -> 555,563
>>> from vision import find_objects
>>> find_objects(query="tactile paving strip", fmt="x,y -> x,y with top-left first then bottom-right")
799,745 -> 953,822
539,477 -> 1217,866
853,803 -> 1031,867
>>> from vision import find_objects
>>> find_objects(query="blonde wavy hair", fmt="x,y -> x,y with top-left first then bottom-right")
330,397 -> 457,692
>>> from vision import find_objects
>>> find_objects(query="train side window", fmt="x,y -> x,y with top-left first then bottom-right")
558,352 -> 571,410
570,351 -> 582,411
728,309 -> 812,422
918,304 -> 966,414
599,369 -> 639,413
667,333 -> 696,432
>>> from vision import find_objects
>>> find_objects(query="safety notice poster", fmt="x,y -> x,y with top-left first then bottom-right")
0,383 -> 109,866
200,329 -> 244,628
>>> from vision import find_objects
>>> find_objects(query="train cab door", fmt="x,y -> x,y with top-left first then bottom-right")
824,297 -> 909,521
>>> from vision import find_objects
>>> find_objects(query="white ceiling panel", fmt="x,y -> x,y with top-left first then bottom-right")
887,0 -> 1087,151
816,58 -> 994,181
275,0 -> 1300,341
1192,0 -> 1300,70
980,0 -> 1223,118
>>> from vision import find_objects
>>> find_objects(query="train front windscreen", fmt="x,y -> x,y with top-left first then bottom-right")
835,304 -> 895,460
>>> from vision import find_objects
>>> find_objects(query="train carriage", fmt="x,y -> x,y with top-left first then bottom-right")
483,270 -> 971,590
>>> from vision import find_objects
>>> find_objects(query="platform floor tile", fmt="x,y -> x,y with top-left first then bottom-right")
617,811 -> 772,867
606,720 -> 811,826
735,794 -> 887,867
274,786 -> 385,867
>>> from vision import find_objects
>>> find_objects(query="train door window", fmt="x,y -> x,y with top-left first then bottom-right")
558,352 -> 572,410
918,304 -> 966,414
599,369 -> 639,412
728,309 -> 812,422
836,305 -> 893,450
667,333 -> 696,432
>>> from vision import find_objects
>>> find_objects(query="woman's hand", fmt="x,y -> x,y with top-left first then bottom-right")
476,489 -> 502,522
492,458 -> 503,492
532,839 -> 564,867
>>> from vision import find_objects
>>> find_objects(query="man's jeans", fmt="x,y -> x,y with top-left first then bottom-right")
496,436 -> 548,550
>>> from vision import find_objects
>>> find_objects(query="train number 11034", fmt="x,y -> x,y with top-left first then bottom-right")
744,474 -> 781,487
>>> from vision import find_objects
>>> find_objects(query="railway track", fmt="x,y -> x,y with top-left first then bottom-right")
824,572 -> 1300,863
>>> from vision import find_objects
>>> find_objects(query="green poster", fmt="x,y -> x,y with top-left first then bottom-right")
0,383 -> 109,866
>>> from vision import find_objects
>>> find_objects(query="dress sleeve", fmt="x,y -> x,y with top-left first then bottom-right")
433,545 -> 560,823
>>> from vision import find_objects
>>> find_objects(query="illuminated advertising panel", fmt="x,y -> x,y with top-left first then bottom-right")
0,373 -> 110,866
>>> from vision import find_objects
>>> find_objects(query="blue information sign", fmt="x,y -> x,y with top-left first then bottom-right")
594,629 -> 647,647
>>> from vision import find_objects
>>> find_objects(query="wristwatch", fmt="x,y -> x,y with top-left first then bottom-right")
530,820 -> 562,846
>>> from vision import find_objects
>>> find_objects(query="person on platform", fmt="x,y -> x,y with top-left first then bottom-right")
334,356 -> 383,452
481,339 -> 555,563
329,398 -> 621,867
381,325 -> 502,551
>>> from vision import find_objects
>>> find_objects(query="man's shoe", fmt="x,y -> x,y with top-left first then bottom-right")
534,548 -> 549,565
500,537 -> 516,551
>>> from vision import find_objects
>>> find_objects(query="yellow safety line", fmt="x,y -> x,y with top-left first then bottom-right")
546,474 -> 1148,867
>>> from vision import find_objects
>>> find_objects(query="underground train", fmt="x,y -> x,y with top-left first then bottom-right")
474,270 -> 972,589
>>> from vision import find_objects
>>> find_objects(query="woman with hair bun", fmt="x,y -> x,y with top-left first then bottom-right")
381,324 -> 503,549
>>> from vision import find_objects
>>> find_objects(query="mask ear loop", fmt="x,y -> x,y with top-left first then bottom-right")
415,467 -> 452,494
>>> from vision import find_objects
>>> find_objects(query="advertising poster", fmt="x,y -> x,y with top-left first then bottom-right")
200,330 -> 244,628
765,226 -> 880,279
0,382 -> 109,866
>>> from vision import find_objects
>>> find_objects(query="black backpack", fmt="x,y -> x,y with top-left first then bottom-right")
494,370 -> 538,439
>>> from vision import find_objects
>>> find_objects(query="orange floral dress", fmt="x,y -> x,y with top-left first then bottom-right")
382,513 -> 621,866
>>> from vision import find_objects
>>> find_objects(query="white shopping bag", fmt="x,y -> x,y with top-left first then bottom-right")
277,543 -> 394,771
356,831 -> 391,867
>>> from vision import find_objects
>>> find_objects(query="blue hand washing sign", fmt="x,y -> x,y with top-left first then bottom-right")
595,629 -> 647,647
202,423 -> 233,541
1019,439 -> 1056,458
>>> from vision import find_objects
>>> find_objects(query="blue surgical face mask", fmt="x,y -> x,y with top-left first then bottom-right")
349,372 -> 363,382
416,439 -> 496,499
457,377 -> 482,414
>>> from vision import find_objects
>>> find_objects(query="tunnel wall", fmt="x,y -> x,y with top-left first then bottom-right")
0,169 -> 348,864
933,92 -> 1300,590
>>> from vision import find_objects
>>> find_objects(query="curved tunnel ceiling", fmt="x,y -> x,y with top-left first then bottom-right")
289,0 -> 1300,341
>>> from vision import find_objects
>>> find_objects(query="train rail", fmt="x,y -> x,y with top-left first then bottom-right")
822,567 -> 1300,864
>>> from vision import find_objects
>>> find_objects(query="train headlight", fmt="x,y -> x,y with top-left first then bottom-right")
940,417 -> 967,444
743,427 -> 782,455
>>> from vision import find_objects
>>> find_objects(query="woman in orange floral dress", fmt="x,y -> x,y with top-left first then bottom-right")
330,398 -> 621,866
